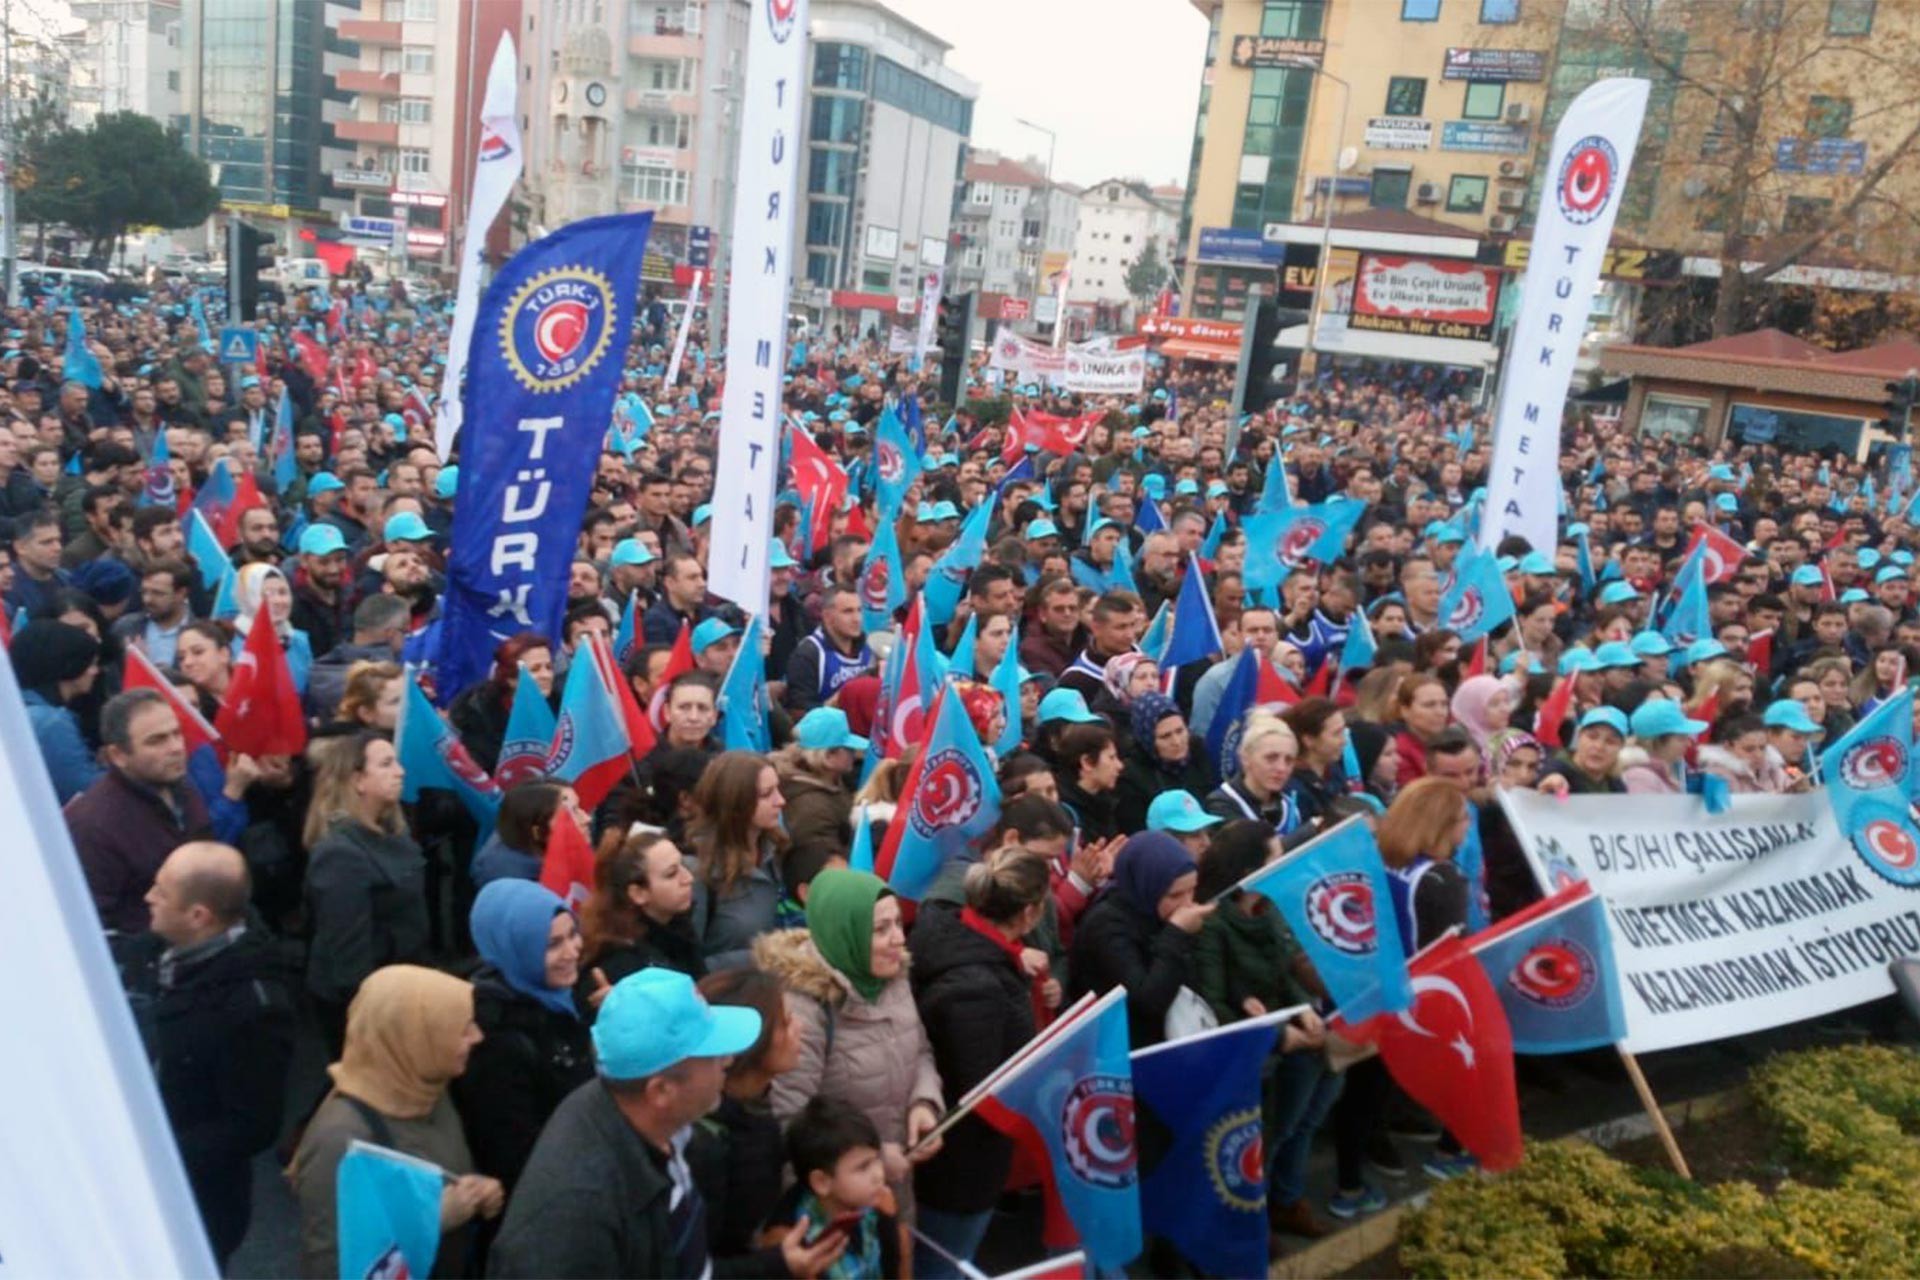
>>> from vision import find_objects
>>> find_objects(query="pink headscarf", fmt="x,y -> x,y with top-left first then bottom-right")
1450,674 -> 1509,752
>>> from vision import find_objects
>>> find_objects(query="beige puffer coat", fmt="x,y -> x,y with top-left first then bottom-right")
753,927 -> 944,1213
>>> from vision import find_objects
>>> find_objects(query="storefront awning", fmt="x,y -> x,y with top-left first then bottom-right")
1159,338 -> 1240,364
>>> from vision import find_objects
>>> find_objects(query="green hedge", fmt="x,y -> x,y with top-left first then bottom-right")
1399,1045 -> 1920,1279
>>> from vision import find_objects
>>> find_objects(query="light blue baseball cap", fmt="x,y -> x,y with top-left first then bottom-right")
1037,688 -> 1103,725
1790,565 -> 1825,587
1876,565 -> 1906,584
1629,700 -> 1707,740
1629,631 -> 1673,658
1559,647 -> 1600,675
382,511 -> 432,543
693,504 -> 713,527
434,465 -> 459,499
1519,550 -> 1557,576
1762,699 -> 1824,735
1707,464 -> 1738,482
794,706 -> 869,753
692,616 -> 742,654
1576,706 -> 1629,737
611,538 -> 656,568
1682,638 -> 1729,667
1500,651 -> 1546,676
1598,581 -> 1641,606
1025,518 -> 1060,541
1429,525 -> 1465,546
929,500 -> 961,521
307,471 -> 345,496
1714,493 -> 1741,513
769,540 -> 800,571
1858,548 -> 1882,570
1594,641 -> 1639,669
298,524 -> 347,557
1841,587 -> 1871,604
592,968 -> 762,1081
1147,790 -> 1223,834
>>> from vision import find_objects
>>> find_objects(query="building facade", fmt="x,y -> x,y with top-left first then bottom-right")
1068,178 -> 1182,327
180,0 -> 357,222
951,151 -> 1079,332
66,0 -> 184,129
794,0 -> 977,304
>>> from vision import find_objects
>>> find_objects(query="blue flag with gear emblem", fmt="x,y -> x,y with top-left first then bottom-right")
1132,1018 -> 1282,1280
1435,541 -> 1518,643
437,213 -> 654,702
1820,686 -> 1920,887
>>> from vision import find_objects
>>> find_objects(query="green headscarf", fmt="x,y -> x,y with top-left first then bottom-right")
806,868 -> 892,1002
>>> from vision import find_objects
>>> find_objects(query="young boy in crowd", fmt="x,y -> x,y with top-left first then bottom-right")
764,1097 -> 901,1279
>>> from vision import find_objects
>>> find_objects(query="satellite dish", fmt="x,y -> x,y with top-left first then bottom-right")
1337,146 -> 1359,173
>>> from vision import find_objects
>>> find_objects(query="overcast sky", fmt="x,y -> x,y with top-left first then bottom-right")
884,0 -> 1210,191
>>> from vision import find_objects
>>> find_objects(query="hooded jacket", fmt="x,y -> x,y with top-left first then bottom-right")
450,970 -> 594,1192
775,754 -> 853,853
753,927 -> 943,1210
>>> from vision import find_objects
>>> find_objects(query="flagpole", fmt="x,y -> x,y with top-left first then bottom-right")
1616,1046 -> 1690,1179
904,987 -> 1124,1156
1129,1003 -> 1305,1060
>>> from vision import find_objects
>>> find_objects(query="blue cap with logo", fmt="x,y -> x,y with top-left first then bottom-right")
1576,706 -> 1629,737
1629,699 -> 1708,740
1147,790 -> 1224,834
794,706 -> 870,753
592,968 -> 762,1081
382,511 -> 432,543
692,617 -> 742,654
611,538 -> 656,568
298,524 -> 348,557
1037,688 -> 1104,725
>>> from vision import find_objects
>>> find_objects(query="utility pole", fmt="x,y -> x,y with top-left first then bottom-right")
2,0 -> 16,306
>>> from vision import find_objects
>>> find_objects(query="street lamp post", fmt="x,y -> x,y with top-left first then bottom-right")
1014,116 -> 1063,345
1282,59 -> 1349,390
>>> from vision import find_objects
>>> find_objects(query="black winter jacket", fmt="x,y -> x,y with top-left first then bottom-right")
130,924 -> 297,1262
450,972 -> 595,1191
910,903 -> 1037,1214
1066,895 -> 1195,1049
1115,737 -> 1217,834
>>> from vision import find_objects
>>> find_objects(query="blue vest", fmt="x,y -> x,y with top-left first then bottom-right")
810,628 -> 871,701
1385,856 -> 1435,959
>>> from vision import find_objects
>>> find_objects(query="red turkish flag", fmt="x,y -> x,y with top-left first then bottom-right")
1533,674 -> 1576,750
1746,628 -> 1774,674
214,601 -> 308,758
1345,936 -> 1522,1172
291,332 -> 329,383
1002,408 -> 1101,464
1255,656 -> 1299,707
646,620 -> 697,731
124,642 -> 220,755
588,631 -> 657,762
538,807 -> 598,910
217,469 -> 267,549
1685,524 -> 1747,585
790,426 -> 849,553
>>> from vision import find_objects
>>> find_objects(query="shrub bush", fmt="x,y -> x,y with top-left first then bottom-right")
1399,1045 -> 1920,1279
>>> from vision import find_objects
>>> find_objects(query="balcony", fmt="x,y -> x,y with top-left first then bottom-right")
629,31 -> 699,58
338,19 -> 402,45
335,119 -> 400,145
624,86 -> 694,114
337,69 -> 400,95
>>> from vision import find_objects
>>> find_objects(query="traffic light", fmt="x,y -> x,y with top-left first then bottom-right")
226,220 -> 275,322
1232,287 -> 1311,417
936,291 -> 977,408
1883,374 -> 1920,441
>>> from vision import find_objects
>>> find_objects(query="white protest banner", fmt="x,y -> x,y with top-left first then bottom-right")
0,647 -> 218,1275
709,0 -> 808,611
1063,347 -> 1146,395
1481,78 -> 1648,554
1500,787 -> 1920,1054
888,325 -> 914,355
989,329 -> 1067,383
663,268 -> 703,389
435,34 -> 525,460
914,266 -> 943,366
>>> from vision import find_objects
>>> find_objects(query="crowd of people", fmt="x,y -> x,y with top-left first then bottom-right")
12,274 -> 1912,1278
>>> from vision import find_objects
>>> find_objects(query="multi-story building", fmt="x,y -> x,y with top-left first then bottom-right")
66,0 -> 184,129
794,0 -> 977,313
180,0 -> 358,225
332,0 -> 516,273
1068,178 -> 1182,329
951,151 -> 1079,333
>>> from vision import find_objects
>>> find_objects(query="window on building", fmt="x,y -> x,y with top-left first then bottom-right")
806,251 -> 836,287
1371,169 -> 1413,208
1784,195 -> 1833,233
166,69 -> 180,91
1385,76 -> 1426,116
1002,188 -> 1022,205
403,47 -> 433,73
640,114 -> 690,148
805,200 -> 845,248
621,163 -> 689,206
379,48 -> 403,73
1480,0 -> 1519,19
1807,95 -> 1852,138
812,43 -> 868,91
964,245 -> 984,269
1828,0 -> 1875,34
400,148 -> 431,174
1446,174 -> 1489,212
403,0 -> 434,18
1462,80 -> 1506,120
808,149 -> 857,197
809,95 -> 863,145
969,184 -> 991,205
400,98 -> 431,124
1022,219 -> 1041,238
1260,1 -> 1324,36
1401,0 -> 1441,19
1644,395 -> 1709,442
379,99 -> 402,123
